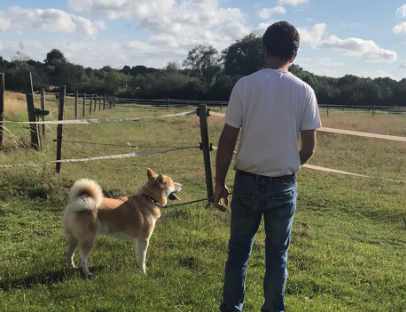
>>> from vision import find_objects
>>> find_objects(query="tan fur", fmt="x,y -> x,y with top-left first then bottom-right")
63,168 -> 182,276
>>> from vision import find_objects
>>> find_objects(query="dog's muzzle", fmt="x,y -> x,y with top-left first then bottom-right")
168,183 -> 182,200
168,192 -> 180,200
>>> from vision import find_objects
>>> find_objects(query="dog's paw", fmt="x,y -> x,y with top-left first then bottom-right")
65,260 -> 78,269
141,266 -> 147,275
81,271 -> 95,279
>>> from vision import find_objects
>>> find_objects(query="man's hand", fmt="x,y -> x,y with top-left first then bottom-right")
214,124 -> 239,212
300,129 -> 317,165
214,182 -> 230,212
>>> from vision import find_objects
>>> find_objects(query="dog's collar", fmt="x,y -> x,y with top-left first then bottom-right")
142,193 -> 165,208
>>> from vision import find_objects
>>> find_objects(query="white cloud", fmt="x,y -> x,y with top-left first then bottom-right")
0,37 -> 187,69
393,22 -> 406,34
278,0 -> 307,7
396,4 -> 406,17
299,23 -> 327,47
322,36 -> 397,62
0,6 -> 102,35
68,0 -> 249,51
299,23 -> 397,62
0,16 -> 11,31
258,6 -> 286,20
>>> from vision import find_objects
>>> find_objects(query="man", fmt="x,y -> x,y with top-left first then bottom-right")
215,21 -> 321,312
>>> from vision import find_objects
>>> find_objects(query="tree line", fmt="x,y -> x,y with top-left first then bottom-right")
0,34 -> 405,107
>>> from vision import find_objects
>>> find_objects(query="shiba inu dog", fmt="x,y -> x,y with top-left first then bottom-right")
63,168 -> 182,277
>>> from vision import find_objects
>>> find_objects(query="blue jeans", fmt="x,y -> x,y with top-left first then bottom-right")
220,170 -> 297,312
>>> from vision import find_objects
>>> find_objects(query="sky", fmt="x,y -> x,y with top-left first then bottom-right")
0,0 -> 406,80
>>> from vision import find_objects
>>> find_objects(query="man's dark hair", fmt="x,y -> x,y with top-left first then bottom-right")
262,21 -> 300,62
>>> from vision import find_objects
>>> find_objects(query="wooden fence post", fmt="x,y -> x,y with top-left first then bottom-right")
198,104 -> 214,203
56,86 -> 65,174
82,93 -> 86,118
103,95 -> 106,110
93,95 -> 97,112
74,89 -> 78,119
0,73 -> 4,148
25,72 -> 40,150
40,88 -> 46,139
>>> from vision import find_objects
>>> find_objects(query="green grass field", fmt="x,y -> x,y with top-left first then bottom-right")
0,99 -> 405,311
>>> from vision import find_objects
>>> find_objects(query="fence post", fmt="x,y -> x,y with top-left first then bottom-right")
93,95 -> 97,112
82,93 -> 86,118
103,95 -> 106,110
74,89 -> 78,119
40,88 -> 46,139
198,104 -> 214,203
56,86 -> 65,174
25,72 -> 40,150
88,94 -> 92,115
0,73 -> 4,148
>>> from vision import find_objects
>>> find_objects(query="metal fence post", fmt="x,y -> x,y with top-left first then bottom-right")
56,86 -> 65,174
0,73 -> 4,148
74,89 -> 78,119
198,104 -> 214,203
40,88 -> 46,139
25,72 -> 40,150
82,93 -> 86,118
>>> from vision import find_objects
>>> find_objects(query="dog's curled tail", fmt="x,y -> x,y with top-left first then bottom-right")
66,179 -> 103,213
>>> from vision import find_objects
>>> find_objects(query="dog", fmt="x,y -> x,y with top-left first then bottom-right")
63,168 -> 182,276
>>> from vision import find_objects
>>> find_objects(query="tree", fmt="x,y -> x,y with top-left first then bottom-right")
45,49 -> 66,66
165,62 -> 179,72
223,34 -> 263,76
183,45 -> 221,85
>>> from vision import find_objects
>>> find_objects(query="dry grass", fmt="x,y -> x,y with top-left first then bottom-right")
320,109 -> 406,136
3,91 -> 27,116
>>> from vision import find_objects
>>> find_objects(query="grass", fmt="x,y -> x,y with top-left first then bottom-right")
0,100 -> 405,311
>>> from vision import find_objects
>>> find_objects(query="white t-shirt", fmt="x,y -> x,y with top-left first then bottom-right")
225,68 -> 321,177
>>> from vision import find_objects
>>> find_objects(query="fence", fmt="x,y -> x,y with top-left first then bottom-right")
0,72 -> 117,150
1,72 -> 405,210
0,76 -> 217,207
115,97 -> 406,116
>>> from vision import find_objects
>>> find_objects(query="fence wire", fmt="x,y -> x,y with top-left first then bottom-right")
0,145 -> 200,169
1,110 -> 195,126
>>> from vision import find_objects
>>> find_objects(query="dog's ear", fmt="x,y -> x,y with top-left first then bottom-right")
147,168 -> 158,180
156,174 -> 164,184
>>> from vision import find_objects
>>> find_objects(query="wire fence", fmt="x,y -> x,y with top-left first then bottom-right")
1,110 -> 195,126
0,146 -> 199,168
1,80 -> 406,211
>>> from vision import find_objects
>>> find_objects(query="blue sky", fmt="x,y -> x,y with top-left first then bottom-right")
0,0 -> 406,80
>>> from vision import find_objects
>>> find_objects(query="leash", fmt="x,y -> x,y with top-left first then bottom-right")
166,198 -> 208,209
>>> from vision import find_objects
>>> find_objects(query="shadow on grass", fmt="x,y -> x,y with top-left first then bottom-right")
0,266 -> 104,291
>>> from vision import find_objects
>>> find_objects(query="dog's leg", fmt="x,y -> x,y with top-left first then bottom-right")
65,237 -> 78,269
79,239 -> 94,277
133,239 -> 140,268
136,238 -> 149,275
